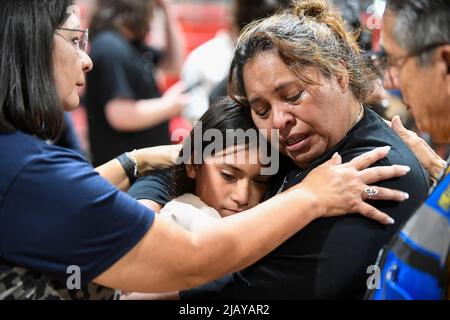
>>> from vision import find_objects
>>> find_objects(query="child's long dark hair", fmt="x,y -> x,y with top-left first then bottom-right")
172,97 -> 262,197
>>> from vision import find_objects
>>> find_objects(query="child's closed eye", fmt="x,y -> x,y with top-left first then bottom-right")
220,171 -> 235,182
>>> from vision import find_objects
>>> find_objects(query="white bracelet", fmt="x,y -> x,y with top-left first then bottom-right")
125,149 -> 139,178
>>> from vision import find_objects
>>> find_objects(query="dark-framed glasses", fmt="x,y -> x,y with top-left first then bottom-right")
55,27 -> 89,53
371,42 -> 448,85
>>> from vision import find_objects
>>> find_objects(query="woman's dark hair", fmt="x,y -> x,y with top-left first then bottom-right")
89,0 -> 155,40
232,0 -> 291,34
229,0 -> 378,107
0,0 -> 73,140
172,97 -> 265,197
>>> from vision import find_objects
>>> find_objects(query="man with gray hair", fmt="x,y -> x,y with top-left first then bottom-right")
368,0 -> 450,300
382,0 -> 449,142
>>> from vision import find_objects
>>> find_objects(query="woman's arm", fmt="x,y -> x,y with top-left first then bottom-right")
138,199 -> 162,213
95,145 -> 181,191
93,147 -> 411,293
94,157 -> 130,191
104,83 -> 188,132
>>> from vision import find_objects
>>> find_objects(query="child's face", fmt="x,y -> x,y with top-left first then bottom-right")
188,145 -> 271,217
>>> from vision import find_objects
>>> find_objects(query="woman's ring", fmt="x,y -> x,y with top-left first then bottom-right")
364,187 -> 378,200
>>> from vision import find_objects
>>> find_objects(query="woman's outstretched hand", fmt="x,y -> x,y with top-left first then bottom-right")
293,146 -> 411,225
134,144 -> 182,174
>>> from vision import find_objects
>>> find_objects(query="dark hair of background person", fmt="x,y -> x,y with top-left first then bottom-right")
0,0 -> 73,141
172,97 -> 272,197
89,0 -> 155,40
228,0 -> 378,108
385,0 -> 450,65
232,0 -> 292,34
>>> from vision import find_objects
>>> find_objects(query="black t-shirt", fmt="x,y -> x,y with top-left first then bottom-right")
85,30 -> 170,166
128,169 -> 174,206
178,108 -> 430,299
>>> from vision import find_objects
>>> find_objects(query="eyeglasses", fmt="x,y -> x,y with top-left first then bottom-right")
55,27 -> 89,53
372,42 -> 448,86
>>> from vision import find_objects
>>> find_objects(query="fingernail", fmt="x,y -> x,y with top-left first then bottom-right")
403,166 -> 411,173
403,192 -> 409,200
332,152 -> 339,159
381,146 -> 391,152
387,217 -> 395,225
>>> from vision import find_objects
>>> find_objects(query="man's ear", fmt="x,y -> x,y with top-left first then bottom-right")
185,164 -> 196,179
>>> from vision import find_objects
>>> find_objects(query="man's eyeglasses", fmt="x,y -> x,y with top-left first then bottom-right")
372,42 -> 448,85
55,27 -> 89,53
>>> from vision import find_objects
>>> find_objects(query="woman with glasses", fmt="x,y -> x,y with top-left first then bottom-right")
0,0 -> 421,300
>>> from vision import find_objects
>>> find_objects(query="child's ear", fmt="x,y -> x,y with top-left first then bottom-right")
185,164 -> 196,179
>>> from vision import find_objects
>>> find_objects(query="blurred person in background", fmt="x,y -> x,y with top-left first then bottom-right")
182,0 -> 291,123
85,0 -> 188,166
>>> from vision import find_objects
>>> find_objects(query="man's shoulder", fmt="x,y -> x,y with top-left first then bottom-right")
182,31 -> 234,72
187,31 -> 233,58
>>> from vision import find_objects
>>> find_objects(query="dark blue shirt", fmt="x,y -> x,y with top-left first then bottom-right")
0,131 -> 154,291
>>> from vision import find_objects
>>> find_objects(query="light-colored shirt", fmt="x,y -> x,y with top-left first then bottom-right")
159,193 -> 222,231
181,30 -> 234,121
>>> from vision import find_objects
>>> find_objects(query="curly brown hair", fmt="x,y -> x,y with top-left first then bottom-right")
228,0 -> 377,107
